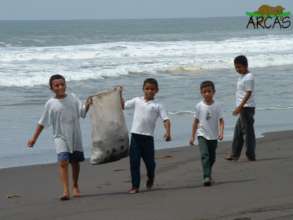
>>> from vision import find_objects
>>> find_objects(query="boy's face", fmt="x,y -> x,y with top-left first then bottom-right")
143,83 -> 158,100
51,79 -> 66,97
234,63 -> 248,75
201,86 -> 215,103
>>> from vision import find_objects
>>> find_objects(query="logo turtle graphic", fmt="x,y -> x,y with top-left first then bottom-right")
256,5 -> 285,16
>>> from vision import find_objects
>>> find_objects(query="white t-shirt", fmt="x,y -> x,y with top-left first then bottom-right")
236,72 -> 255,107
38,93 -> 87,154
125,97 -> 169,137
194,100 -> 224,140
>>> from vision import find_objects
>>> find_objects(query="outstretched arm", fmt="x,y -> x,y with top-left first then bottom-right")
189,118 -> 199,145
117,86 -> 125,110
163,119 -> 171,141
27,124 -> 44,148
121,97 -> 125,110
79,96 -> 93,118
85,96 -> 93,113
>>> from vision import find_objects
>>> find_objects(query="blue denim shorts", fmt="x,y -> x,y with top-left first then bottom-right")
57,151 -> 85,163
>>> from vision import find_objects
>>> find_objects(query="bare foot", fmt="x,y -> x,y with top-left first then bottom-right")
60,193 -> 70,201
73,187 -> 81,198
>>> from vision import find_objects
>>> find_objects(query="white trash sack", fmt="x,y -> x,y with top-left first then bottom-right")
89,87 -> 129,164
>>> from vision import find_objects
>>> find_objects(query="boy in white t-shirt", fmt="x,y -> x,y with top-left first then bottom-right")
226,55 -> 256,161
190,81 -> 224,186
122,78 -> 171,194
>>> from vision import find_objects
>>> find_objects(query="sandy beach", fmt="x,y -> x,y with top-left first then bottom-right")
1,130 -> 293,220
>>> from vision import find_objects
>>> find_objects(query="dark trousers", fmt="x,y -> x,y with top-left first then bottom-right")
198,136 -> 218,178
231,107 -> 256,159
129,133 -> 156,188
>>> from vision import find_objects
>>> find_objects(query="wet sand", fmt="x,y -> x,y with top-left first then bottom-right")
1,130 -> 293,220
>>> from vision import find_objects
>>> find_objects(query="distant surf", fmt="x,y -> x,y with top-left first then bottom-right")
1,34 -> 293,87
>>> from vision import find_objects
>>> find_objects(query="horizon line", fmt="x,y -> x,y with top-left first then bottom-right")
0,15 -> 246,22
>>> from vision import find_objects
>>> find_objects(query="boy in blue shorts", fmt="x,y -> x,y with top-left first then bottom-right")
27,74 -> 92,200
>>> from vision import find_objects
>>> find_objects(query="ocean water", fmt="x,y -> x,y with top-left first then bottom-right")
0,17 -> 293,168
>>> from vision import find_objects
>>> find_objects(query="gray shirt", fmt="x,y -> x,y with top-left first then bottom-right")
39,93 -> 87,154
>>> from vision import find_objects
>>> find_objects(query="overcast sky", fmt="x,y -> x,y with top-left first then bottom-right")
0,0 -> 292,20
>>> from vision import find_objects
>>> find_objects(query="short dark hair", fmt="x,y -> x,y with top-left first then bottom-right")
234,55 -> 248,67
200,80 -> 215,92
49,74 -> 65,89
143,78 -> 159,89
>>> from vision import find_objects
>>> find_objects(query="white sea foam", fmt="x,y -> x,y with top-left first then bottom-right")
0,42 -> 11,47
168,106 -> 293,116
0,34 -> 293,87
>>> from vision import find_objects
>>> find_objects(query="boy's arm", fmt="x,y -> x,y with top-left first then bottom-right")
218,118 -> 224,140
74,93 -> 92,118
117,86 -> 125,110
82,96 -> 93,117
124,97 -> 136,110
233,91 -> 252,115
121,97 -> 125,110
158,104 -> 171,141
27,124 -> 44,148
163,119 -> 171,141
189,118 -> 199,145
85,96 -> 93,113
29,102 -> 50,147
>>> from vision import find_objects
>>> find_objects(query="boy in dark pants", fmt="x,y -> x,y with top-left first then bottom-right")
226,55 -> 256,161
122,78 -> 171,194
190,81 -> 224,186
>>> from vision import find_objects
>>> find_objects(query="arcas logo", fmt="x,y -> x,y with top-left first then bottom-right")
246,4 -> 291,29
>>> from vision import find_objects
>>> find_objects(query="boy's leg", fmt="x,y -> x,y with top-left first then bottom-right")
70,151 -> 84,197
58,160 -> 70,199
198,136 -> 212,179
208,140 -> 218,173
129,134 -> 142,189
230,116 -> 244,159
141,136 -> 156,188
243,108 -> 256,160
71,161 -> 80,197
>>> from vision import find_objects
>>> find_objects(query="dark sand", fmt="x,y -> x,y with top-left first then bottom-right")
1,131 -> 293,220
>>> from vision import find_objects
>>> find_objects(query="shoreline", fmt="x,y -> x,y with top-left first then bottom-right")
0,129 -> 291,171
0,130 -> 293,172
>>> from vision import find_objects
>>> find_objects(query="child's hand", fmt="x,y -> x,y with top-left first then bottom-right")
119,85 -> 123,91
189,137 -> 195,146
86,96 -> 93,106
164,133 -> 171,142
27,139 -> 35,148
233,106 -> 242,116
115,85 -> 123,93
218,133 -> 224,141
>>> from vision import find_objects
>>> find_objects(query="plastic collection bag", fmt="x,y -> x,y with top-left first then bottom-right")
89,87 -> 129,164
